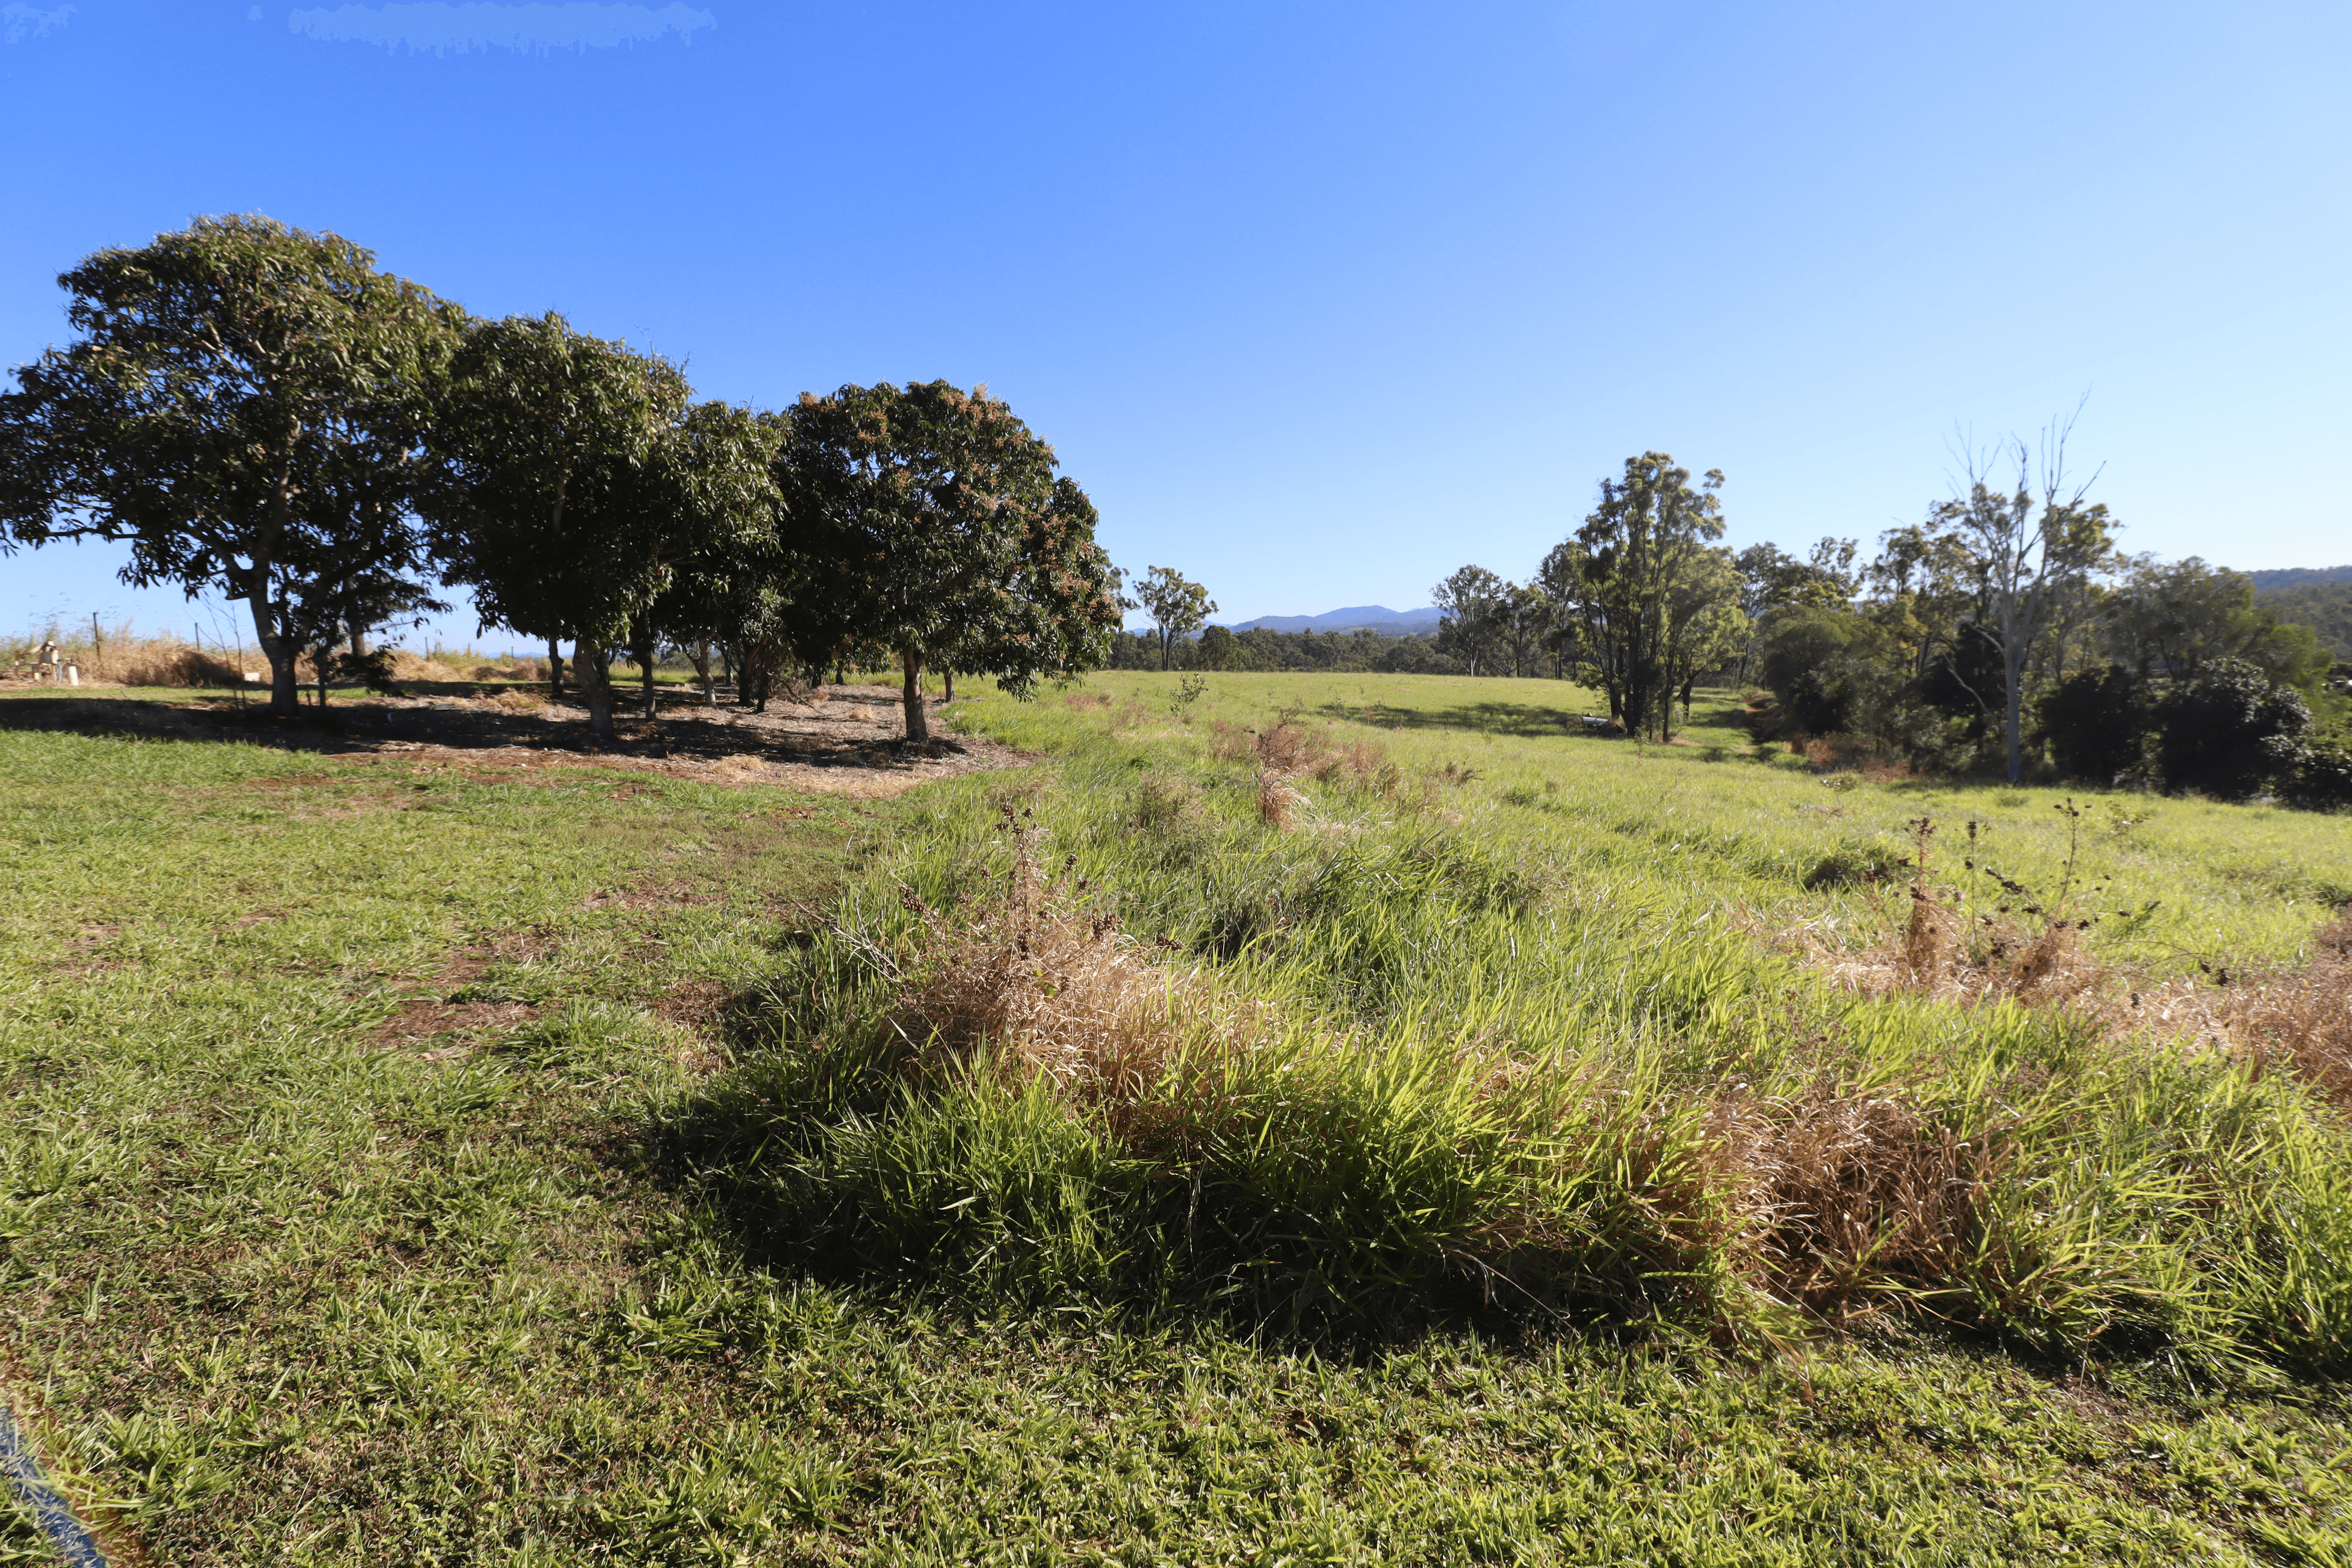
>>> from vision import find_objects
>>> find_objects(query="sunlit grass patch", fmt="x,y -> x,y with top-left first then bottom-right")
686,691 -> 2352,1371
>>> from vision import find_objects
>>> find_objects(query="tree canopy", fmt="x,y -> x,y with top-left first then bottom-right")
1541,452 -> 1729,740
0,215 -> 456,714
1134,566 -> 1217,671
776,380 -> 1120,741
422,314 -> 776,737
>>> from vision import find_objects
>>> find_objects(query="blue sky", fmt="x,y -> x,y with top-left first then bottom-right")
4,1 -> 2348,645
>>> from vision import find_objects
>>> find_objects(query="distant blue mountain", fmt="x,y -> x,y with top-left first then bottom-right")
2248,566 -> 2352,591
1219,605 -> 1443,635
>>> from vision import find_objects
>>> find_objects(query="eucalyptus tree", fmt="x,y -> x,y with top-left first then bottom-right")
1930,420 -> 2118,782
0,215 -> 456,714
1134,565 -> 1217,670
1500,580 -> 1554,679
2101,556 -> 2326,690
1658,547 -> 1747,729
775,380 -> 1120,741
423,315 -> 775,739
1542,453 -> 1728,739
1430,564 -> 1511,677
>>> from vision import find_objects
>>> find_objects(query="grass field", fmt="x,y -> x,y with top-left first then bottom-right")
3,674 -> 2350,1564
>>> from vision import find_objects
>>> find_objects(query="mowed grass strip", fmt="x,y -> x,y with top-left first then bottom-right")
3,695 -> 2350,1564
0,728 -> 865,1563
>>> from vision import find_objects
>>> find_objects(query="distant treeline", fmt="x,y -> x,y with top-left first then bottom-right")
2258,580 -> 2352,661
1106,625 -> 1518,675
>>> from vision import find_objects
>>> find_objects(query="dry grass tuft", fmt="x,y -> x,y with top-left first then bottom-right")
1254,717 -> 1319,773
1256,772 -> 1302,828
1788,814 -> 2352,1107
888,811 -> 1262,1121
1726,1085 -> 1992,1325
1797,816 -> 2112,1012
1130,770 -> 1207,834
2205,914 -> 2352,1105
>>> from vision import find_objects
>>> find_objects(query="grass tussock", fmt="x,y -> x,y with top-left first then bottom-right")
1805,817 -> 2112,1011
1797,809 -> 2352,1110
2214,914 -> 2352,1106
684,742 -> 2352,1368
888,814 -> 1264,1118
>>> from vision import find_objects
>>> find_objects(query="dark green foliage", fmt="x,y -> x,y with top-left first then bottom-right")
1543,453 -> 1736,739
1756,607 -> 1887,734
2039,665 -> 2151,783
2106,557 -> 2330,690
1108,625 -> 1469,674
2275,727 -> 2352,812
2154,657 -> 2310,799
2261,578 -> 2352,662
422,315 -> 776,737
775,380 -> 1121,741
0,215 -> 456,715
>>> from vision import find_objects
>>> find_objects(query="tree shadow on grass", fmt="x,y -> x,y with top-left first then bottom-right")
0,688 -> 977,777
1309,696 -> 1621,739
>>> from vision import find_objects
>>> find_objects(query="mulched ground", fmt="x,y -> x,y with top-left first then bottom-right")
0,681 -> 1028,797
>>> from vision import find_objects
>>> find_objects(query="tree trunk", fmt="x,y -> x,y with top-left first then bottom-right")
547,638 -> 565,697
900,646 -> 929,742
241,576 -> 300,717
695,638 -> 714,704
626,620 -> 659,720
576,641 -> 616,740
2003,614 -> 2025,784
1159,631 -> 1170,671
943,668 -> 955,703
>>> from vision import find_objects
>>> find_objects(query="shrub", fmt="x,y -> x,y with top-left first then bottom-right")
1756,608 -> 1886,736
2155,657 -> 2309,799
2276,728 -> 2352,812
2038,665 -> 2151,784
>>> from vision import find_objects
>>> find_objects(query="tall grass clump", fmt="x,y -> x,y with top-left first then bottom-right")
677,721 -> 2352,1367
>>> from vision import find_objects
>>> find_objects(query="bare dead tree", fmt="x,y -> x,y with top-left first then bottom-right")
1933,404 -> 2118,782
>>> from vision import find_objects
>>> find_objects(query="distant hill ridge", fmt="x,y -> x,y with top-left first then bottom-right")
1218,605 -> 1443,635
2248,566 -> 2352,591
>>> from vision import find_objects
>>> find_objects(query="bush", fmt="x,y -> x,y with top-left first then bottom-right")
1756,608 -> 1886,736
2155,657 -> 2309,799
2278,729 -> 2352,812
2038,666 -> 2150,784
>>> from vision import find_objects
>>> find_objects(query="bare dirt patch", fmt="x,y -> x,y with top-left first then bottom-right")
0,683 -> 1027,798
368,933 -> 554,1057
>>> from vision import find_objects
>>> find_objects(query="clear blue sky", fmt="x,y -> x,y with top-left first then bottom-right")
5,1 -> 2347,645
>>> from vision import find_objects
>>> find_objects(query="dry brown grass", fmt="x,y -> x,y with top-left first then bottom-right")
1784,815 -> 2352,1108
1793,817 -> 2112,1012
1723,1084 -> 1995,1325
2207,915 -> 2352,1105
1256,773 -> 1302,827
2,629 -> 247,688
887,811 -> 1264,1125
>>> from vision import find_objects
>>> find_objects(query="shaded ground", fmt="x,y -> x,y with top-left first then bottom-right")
0,681 -> 1024,797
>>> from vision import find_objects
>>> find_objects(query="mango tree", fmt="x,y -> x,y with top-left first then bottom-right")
775,381 -> 1120,741
423,315 -> 773,739
0,215 -> 454,715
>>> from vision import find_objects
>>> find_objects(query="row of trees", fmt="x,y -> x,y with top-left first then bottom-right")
1429,441 -> 2344,796
0,217 -> 1123,741
1106,623 -> 1468,674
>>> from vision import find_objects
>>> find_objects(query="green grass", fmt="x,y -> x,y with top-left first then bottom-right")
976,671 -> 2352,972
2,681 -> 2349,1563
